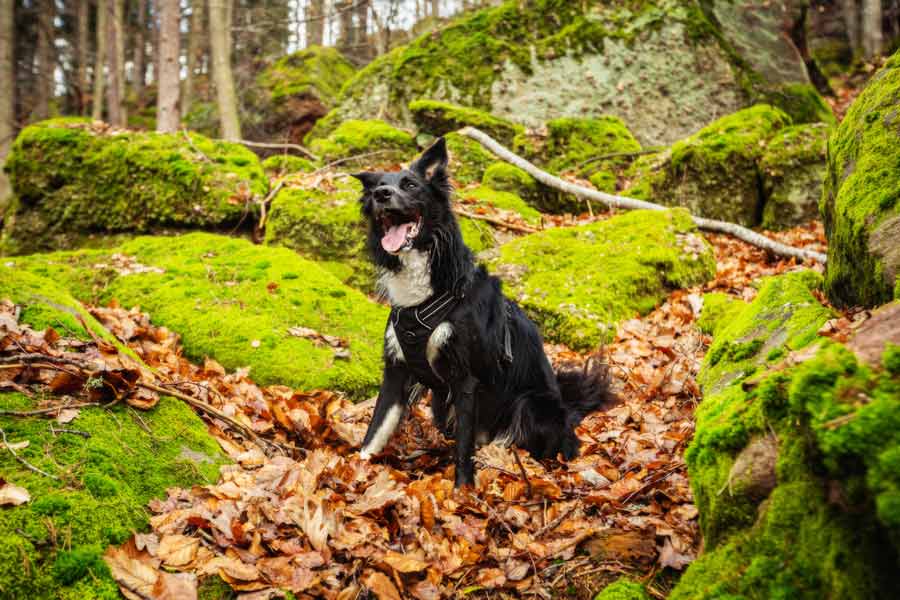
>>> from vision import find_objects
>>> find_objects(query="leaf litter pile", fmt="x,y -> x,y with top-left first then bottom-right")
0,221 -> 832,600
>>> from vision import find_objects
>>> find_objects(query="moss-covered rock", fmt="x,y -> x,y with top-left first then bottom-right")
9,233 -> 388,398
822,51 -> 900,308
1,118 -> 268,255
697,292 -> 747,336
313,0 -> 829,147
594,579 -> 651,600
408,99 -> 523,144
759,123 -> 829,229
308,119 -> 416,164
626,105 -> 792,226
446,131 -> 496,184
456,185 -> 542,228
261,154 -> 316,178
488,208 -> 715,351
186,46 -> 356,144
480,162 -> 562,213
672,272 -> 900,599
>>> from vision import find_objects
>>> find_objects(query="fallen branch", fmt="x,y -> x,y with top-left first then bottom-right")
1,426 -> 59,479
453,207 -> 539,234
314,149 -> 395,174
459,127 -> 827,264
228,139 -> 319,161
0,402 -> 101,417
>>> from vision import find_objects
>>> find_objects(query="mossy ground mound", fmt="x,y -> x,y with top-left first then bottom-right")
626,105 -> 791,226
2,119 -> 268,255
409,100 -> 523,144
308,119 -> 416,163
446,131 -> 496,184
594,579 -> 651,600
9,233 -> 388,398
261,154 -> 316,178
488,209 -> 715,351
673,272 -> 899,599
759,123 -> 829,229
822,51 -> 900,308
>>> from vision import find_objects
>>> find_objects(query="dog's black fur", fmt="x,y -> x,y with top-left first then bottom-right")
353,138 -> 613,487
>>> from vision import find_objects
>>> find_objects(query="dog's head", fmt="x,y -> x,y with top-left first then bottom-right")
352,138 -> 452,258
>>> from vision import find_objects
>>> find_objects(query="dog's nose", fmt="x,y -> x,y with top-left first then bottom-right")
373,187 -> 393,203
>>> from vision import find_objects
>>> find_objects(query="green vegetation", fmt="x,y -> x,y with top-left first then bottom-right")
455,185 -> 542,226
261,154 -> 316,177
489,208 -> 715,351
822,51 -> 900,308
759,123 -> 829,229
9,234 -> 388,398
594,579 -> 650,600
409,99 -> 523,144
446,131 -> 496,184
257,45 -> 356,105
626,105 -> 791,225
481,162 -> 556,211
308,119 -> 416,163
2,118 -> 267,255
697,292 -> 747,336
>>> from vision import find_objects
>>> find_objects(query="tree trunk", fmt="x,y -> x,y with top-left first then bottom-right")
843,0 -> 862,54
105,0 -> 124,126
862,0 -> 883,58
183,0 -> 205,118
337,1 -> 354,49
355,0 -> 370,59
208,0 -> 240,139
92,0 -> 107,120
33,0 -> 53,121
307,0 -> 325,46
114,0 -> 125,122
430,0 -> 439,18
370,3 -> 389,56
76,0 -> 89,114
156,0 -> 181,132
133,0 -> 147,108
0,0 -> 13,203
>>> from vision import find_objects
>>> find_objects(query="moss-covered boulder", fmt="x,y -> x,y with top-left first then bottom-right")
626,105 -> 791,226
409,100 -> 523,144
672,272 -> 900,599
308,119 -> 416,163
311,0 -> 830,147
261,154 -> 316,178
186,45 -> 356,144
10,233 -> 388,398
480,162 -> 561,213
446,131 -> 496,184
1,118 -> 268,255
822,52 -> 900,308
488,208 -> 715,351
759,123 -> 829,229
594,579 -> 651,600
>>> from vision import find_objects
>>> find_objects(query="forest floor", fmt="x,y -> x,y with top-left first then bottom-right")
0,204 -> 829,599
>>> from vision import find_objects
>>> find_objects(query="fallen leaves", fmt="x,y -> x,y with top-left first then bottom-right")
0,478 -> 30,506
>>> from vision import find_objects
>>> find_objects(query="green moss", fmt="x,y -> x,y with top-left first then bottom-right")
12,233 -> 388,398
261,154 -> 316,178
594,579 -> 650,600
198,575 -> 237,600
762,83 -> 836,127
697,292 -> 747,336
445,131 -> 496,184
456,185 -> 542,226
257,45 -> 356,105
821,51 -> 900,308
626,104 -> 791,226
481,161 -> 564,212
0,391 -> 227,599
489,208 -> 715,351
456,216 -> 495,254
884,344 -> 900,376
308,119 -> 416,163
759,123 -> 830,230
408,100 -> 523,144
2,119 -> 267,255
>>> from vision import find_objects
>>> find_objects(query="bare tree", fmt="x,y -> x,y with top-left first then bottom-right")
0,0 -> 12,202
355,0 -> 371,59
92,0 -> 107,120
156,0 -> 181,132
105,0 -> 125,126
430,0 -> 439,18
76,0 -> 89,114
307,0 -> 325,46
209,0 -> 240,139
862,0 -> 883,58
33,0 -> 53,121
336,0 -> 354,49
183,0 -> 206,118
133,0 -> 147,108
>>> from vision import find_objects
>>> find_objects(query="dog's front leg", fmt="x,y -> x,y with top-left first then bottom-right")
452,375 -> 478,488
360,366 -> 408,460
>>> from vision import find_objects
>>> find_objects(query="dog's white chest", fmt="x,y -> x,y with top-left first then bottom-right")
379,250 -> 433,307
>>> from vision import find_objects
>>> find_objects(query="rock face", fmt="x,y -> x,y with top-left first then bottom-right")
311,0 -> 831,147
759,123 -> 829,229
822,52 -> 900,308
1,119 -> 268,255
12,234 -> 388,398
673,271 -> 900,599
626,105 -> 791,226
488,209 -> 715,351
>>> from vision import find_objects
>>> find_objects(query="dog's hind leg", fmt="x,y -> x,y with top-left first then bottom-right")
451,375 -> 478,488
360,366 -> 409,460
430,386 -> 454,437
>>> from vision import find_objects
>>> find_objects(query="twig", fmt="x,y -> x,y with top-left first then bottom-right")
576,148 -> 664,169
0,427 -> 59,479
453,207 -> 539,234
181,129 -> 212,162
622,463 -> 684,504
313,149 -> 394,174
459,127 -> 827,264
512,448 -> 534,499
256,178 -> 286,232
0,402 -> 101,416
228,138 -> 319,161
0,353 -> 97,369
49,425 -> 91,438
534,503 -> 579,538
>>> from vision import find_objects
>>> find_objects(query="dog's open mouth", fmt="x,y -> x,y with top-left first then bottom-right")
380,211 -> 422,254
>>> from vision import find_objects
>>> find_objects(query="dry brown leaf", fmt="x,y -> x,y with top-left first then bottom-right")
363,570 -> 402,600
103,542 -> 159,598
0,480 -> 30,506
157,534 -> 199,567
382,551 -> 429,573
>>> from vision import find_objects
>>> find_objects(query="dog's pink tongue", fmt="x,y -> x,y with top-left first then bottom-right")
382,222 -> 413,253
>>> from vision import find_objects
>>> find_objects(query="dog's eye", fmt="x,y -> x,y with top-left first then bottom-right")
401,180 -> 416,191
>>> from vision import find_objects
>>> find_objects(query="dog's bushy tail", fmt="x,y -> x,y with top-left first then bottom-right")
555,354 -> 616,429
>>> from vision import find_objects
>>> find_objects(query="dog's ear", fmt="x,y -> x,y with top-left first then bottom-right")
410,137 -> 448,182
351,172 -> 381,191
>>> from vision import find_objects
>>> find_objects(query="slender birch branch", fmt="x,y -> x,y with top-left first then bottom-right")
459,127 -> 827,264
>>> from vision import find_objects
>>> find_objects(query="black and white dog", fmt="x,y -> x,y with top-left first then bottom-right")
353,138 -> 613,487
